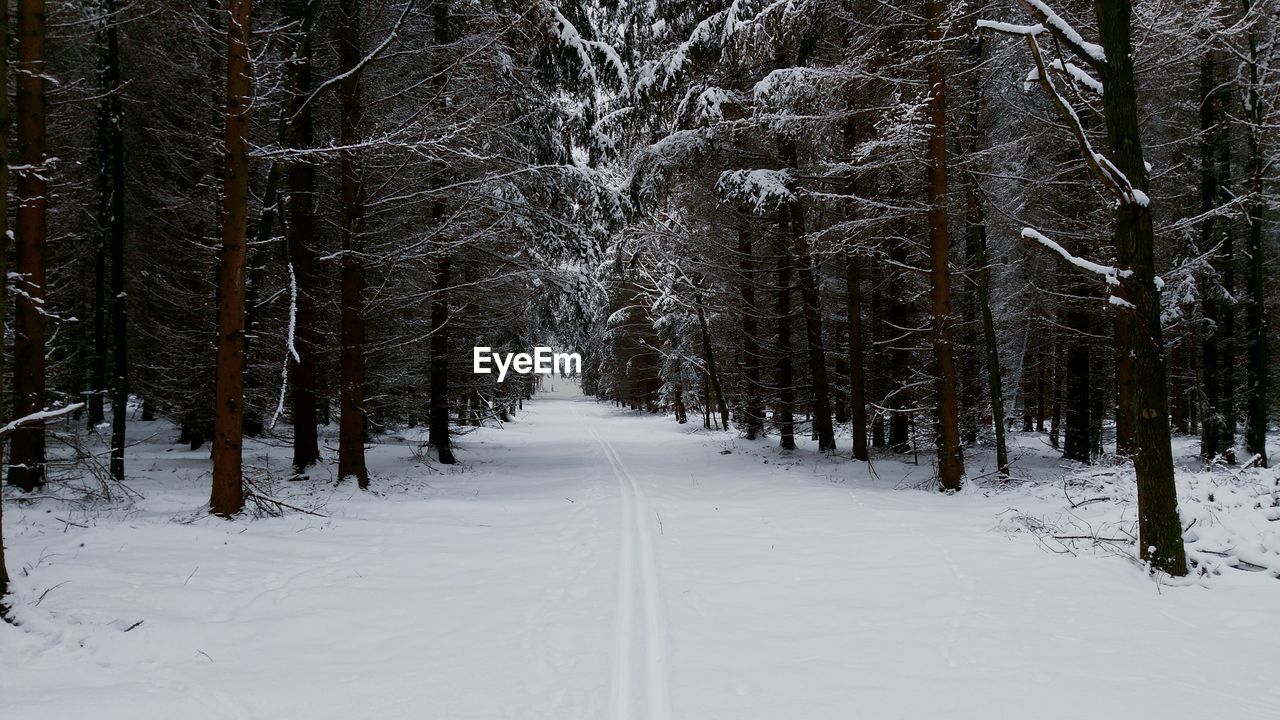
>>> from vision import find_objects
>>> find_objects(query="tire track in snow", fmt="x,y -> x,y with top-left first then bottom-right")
593,429 -> 672,720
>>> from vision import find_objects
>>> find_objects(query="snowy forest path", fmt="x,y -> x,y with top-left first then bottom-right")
3,382 -> 1279,720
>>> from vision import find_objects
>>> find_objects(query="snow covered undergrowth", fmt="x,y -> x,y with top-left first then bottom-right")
2,383 -> 1278,719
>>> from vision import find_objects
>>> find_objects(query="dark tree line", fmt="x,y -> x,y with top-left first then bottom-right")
0,0 -> 1277,595
582,0 -> 1278,578
0,0 -> 622,588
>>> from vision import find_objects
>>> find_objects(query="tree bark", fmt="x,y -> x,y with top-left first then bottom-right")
91,56 -> 108,430
1063,305 -> 1092,463
737,230 -> 764,439
8,0 -> 48,492
1218,127 -> 1237,452
791,201 -> 835,452
964,180 -> 1009,476
1198,51 -> 1225,460
210,0 -> 253,517
1242,2 -> 1269,467
1113,308 -> 1134,454
845,252 -> 869,461
0,0 -> 11,605
926,0 -> 964,490
1095,0 -> 1187,573
337,0 -> 370,486
775,239 -> 796,450
1049,340 -> 1062,449
887,238 -> 912,453
423,0 -> 457,463
429,256 -> 456,463
286,0 -> 320,473
695,299 -> 729,431
104,0 -> 127,483
673,373 -> 687,424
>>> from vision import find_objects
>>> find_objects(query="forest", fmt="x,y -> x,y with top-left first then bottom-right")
0,0 -> 1277,717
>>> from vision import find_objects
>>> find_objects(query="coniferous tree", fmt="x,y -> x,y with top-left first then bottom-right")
210,0 -> 254,517
336,0 -> 370,487
9,0 -> 50,492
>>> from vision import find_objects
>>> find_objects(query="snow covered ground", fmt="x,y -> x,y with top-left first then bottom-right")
2,381 -> 1278,719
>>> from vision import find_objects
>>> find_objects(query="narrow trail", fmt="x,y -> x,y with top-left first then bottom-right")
594,429 -> 672,720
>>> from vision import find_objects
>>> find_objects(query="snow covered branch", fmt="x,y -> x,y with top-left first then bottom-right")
547,4 -> 629,92
1021,227 -> 1134,306
1024,60 -> 1103,96
0,403 -> 86,439
975,19 -> 1045,37
981,19 -> 1146,208
715,169 -> 794,212
1016,0 -> 1107,69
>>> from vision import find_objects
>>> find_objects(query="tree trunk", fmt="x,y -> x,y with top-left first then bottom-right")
673,377 -> 687,424
791,201 -> 834,452
90,58 -> 108,430
833,356 -> 848,426
97,0 -> 126,481
695,299 -> 729,431
926,0 -> 964,490
775,240 -> 796,450
1113,310 -> 1134,454
702,372 -> 711,429
1096,0 -> 1187,574
1088,316 -> 1106,456
286,0 -> 320,473
887,238 -> 912,453
1049,339 -> 1062,449
8,0 -> 48,492
964,180 -> 1009,476
104,0 -> 127,483
1035,362 -> 1047,433
1063,306 -> 1092,463
429,257 -> 456,463
737,230 -> 763,439
845,252 -> 869,460
1218,125 -> 1237,453
210,0 -> 253,517
1198,51 -> 1225,460
1242,3 -> 1269,467
0,0 -> 11,605
426,0 -> 456,465
337,0 -> 369,487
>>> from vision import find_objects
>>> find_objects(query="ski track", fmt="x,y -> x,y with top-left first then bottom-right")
594,429 -> 672,720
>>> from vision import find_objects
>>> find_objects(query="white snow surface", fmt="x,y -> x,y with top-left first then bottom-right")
2,382 -> 1279,719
